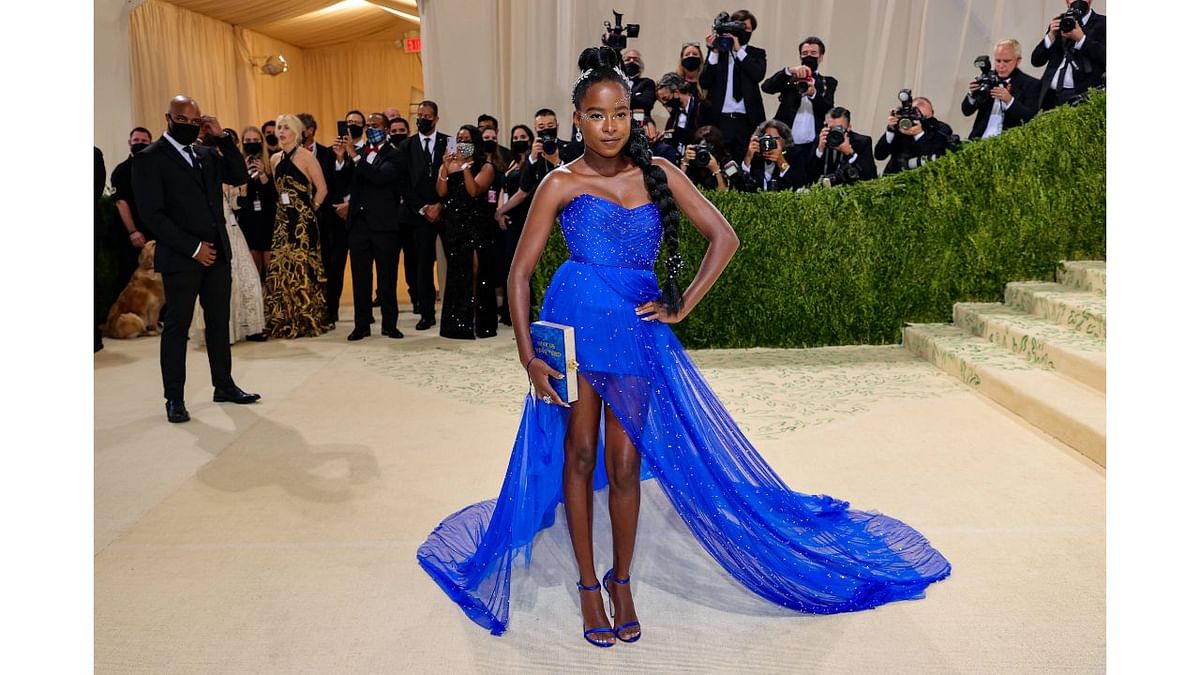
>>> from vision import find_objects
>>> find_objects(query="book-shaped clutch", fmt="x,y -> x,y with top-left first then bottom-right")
531,320 -> 579,403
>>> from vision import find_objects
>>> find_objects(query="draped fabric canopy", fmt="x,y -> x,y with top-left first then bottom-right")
118,0 -> 423,162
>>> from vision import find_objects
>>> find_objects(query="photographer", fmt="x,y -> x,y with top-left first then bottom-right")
657,72 -> 714,156
961,39 -> 1041,140
621,49 -> 659,119
874,95 -> 956,175
678,125 -> 735,192
1032,0 -> 1106,110
642,119 -> 679,163
762,36 -> 838,166
699,9 -> 768,162
738,120 -> 803,192
806,107 -> 875,187
494,109 -> 583,244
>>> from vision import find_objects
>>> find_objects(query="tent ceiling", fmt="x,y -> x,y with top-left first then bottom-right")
161,0 -> 420,49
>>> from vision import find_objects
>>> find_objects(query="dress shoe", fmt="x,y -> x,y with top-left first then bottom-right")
347,328 -> 370,341
382,327 -> 404,339
213,385 -> 261,404
246,333 -> 268,342
166,399 -> 190,423
415,318 -> 436,331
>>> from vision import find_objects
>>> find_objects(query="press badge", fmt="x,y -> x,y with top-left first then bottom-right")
281,192 -> 292,206
253,199 -> 262,212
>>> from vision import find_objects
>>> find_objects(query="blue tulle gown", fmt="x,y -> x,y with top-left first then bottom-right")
417,192 -> 951,635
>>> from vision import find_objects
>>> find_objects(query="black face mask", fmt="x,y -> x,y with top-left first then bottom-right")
416,118 -> 435,135
482,139 -> 498,152
510,140 -> 530,155
681,56 -> 702,71
801,55 -> 819,72
167,120 -> 201,146
622,62 -> 641,78
347,124 -> 364,140
242,142 -> 262,156
389,133 -> 407,146
666,97 -> 682,109
265,133 -> 278,146
130,142 -> 150,155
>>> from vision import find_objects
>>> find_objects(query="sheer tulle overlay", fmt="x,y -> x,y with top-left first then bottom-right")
417,193 -> 950,635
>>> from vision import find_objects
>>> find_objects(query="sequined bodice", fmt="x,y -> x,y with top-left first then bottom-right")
559,193 -> 661,270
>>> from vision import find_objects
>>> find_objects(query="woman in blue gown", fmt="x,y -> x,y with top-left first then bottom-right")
417,47 -> 951,647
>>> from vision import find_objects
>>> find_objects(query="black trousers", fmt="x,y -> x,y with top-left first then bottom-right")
348,226 -> 401,331
716,113 -> 755,165
320,215 -> 349,323
411,219 -> 441,321
400,224 -> 418,307
160,263 -> 234,400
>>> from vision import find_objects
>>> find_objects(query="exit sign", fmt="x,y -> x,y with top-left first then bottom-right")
404,37 -> 422,53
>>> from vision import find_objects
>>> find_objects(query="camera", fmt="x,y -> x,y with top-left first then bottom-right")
756,134 -> 779,153
457,142 -> 475,158
825,125 -> 846,149
602,10 -> 640,51
712,11 -> 748,53
1058,0 -> 1090,34
688,140 -> 711,168
821,162 -> 861,188
795,55 -> 820,94
894,88 -> 923,132
538,129 -> 559,156
971,55 -> 1003,103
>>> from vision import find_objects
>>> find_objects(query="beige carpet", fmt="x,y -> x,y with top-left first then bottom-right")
94,310 -> 1105,674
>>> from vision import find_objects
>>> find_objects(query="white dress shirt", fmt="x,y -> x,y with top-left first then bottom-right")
709,46 -> 749,114
162,132 -> 207,257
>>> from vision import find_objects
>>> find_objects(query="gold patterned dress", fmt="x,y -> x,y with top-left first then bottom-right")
263,148 -> 333,338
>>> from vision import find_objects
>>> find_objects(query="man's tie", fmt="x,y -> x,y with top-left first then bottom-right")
731,55 -> 744,102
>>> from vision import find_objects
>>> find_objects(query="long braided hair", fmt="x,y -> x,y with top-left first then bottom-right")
572,46 -> 684,316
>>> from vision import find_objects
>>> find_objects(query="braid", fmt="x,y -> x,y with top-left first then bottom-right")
624,126 -> 683,315
574,46 -> 685,315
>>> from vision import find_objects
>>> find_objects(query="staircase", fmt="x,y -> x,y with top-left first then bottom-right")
904,261 -> 1106,466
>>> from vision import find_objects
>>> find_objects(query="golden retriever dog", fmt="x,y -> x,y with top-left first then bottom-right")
104,241 -> 166,339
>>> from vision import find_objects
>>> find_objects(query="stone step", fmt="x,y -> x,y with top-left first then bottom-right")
953,302 -> 1106,393
1004,281 -> 1106,340
903,323 -> 1106,467
1057,260 -> 1106,295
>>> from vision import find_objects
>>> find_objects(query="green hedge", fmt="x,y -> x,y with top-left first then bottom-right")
532,91 -> 1106,348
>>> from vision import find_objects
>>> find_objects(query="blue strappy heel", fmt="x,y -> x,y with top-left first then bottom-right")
576,579 -> 617,648
602,569 -> 642,643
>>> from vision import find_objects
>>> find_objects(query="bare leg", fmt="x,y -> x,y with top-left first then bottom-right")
604,406 -> 642,641
563,376 -> 613,643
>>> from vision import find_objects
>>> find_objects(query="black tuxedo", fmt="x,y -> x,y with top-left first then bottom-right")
397,131 -> 450,320
762,69 -> 838,138
736,156 -> 804,193
1031,11 -> 1106,110
874,119 -> 954,175
699,44 -> 768,159
309,142 -> 347,322
132,133 -> 249,400
662,96 -> 715,152
630,76 -> 658,116
960,68 -> 1042,139
805,131 -> 877,186
345,145 -> 403,331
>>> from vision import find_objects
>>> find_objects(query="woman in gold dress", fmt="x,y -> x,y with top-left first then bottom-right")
263,114 -> 333,338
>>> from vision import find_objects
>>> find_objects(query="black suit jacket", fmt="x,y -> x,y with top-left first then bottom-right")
310,143 -> 341,224
663,95 -> 715,149
1031,11 -> 1106,107
346,145 -> 402,232
396,132 -> 450,224
630,76 -> 658,116
961,68 -> 1042,139
874,119 -> 954,175
762,68 -> 838,136
737,156 -> 804,193
698,45 -> 768,126
132,135 -> 248,273
805,131 -> 876,185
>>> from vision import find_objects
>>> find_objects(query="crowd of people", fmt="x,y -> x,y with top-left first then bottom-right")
99,1 -> 1105,347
